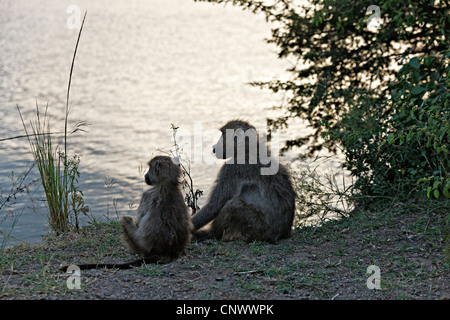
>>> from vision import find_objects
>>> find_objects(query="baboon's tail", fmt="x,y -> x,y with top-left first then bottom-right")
59,255 -> 165,272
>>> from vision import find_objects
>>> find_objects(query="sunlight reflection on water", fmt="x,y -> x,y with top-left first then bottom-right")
0,0 -> 327,244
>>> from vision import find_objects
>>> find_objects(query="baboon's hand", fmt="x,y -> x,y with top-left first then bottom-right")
121,215 -> 134,225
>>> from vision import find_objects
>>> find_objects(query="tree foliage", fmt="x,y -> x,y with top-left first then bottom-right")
200,0 -> 448,151
327,51 -> 449,197
198,0 -> 449,198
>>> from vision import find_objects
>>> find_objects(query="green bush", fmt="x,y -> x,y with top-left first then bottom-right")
390,53 -> 449,199
328,51 -> 449,198
198,0 -> 449,200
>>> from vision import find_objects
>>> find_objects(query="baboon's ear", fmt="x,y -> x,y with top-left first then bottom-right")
155,160 -> 160,176
171,156 -> 180,166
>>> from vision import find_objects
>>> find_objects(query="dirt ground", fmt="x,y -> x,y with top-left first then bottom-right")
1,201 -> 449,301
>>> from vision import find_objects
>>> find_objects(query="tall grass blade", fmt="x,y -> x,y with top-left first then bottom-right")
16,11 -> 88,235
66,11 -> 87,155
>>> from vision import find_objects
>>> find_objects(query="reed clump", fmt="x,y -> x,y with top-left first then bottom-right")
17,12 -> 88,235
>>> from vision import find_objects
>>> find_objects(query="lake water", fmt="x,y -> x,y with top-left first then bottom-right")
0,0 -> 336,245
0,0 -> 293,244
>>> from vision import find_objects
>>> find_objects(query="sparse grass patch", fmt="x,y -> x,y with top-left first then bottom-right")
234,278 -> 265,293
137,264 -> 164,277
1,198 -> 448,299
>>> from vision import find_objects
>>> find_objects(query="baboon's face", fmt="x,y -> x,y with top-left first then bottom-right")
144,170 -> 152,185
145,156 -> 181,186
212,132 -> 227,159
213,120 -> 258,160
213,130 -> 242,160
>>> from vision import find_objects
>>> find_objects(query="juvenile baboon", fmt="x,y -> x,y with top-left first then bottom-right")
59,156 -> 192,271
192,119 -> 296,243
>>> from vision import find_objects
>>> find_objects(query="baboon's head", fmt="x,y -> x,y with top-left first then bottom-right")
145,156 -> 181,186
213,120 -> 259,161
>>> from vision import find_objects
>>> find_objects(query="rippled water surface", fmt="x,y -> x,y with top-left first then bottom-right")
1,0 -> 305,244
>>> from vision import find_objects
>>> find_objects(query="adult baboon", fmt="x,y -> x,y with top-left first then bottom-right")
59,156 -> 192,271
192,119 -> 296,243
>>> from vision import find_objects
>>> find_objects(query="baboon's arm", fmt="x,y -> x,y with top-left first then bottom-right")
192,203 -> 217,230
192,177 -> 232,230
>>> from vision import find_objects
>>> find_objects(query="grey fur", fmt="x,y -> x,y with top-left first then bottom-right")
192,120 -> 296,243
59,156 -> 192,271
